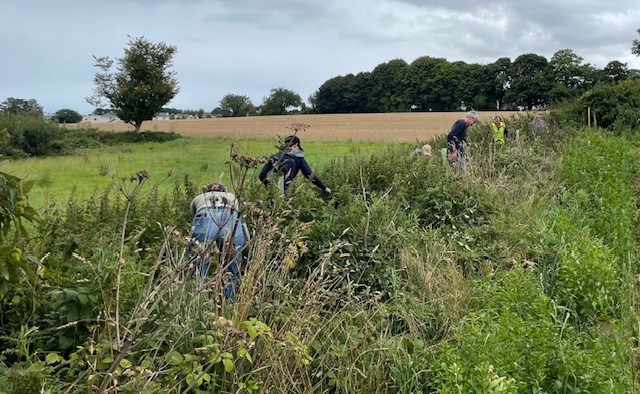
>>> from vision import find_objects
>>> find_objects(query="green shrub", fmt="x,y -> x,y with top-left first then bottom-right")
554,79 -> 640,131
558,132 -> 636,257
429,269 -> 557,392
98,130 -> 182,144
0,112 -> 66,157
549,214 -> 621,326
428,268 -> 631,392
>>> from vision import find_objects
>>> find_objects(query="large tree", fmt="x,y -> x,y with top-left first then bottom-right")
260,88 -> 303,115
54,108 -> 82,123
316,73 -> 372,113
505,53 -> 553,109
601,60 -> 629,83
0,98 -> 43,118
88,36 -> 179,132
402,56 -> 449,111
218,94 -> 254,117
549,49 -> 597,103
368,59 -> 409,112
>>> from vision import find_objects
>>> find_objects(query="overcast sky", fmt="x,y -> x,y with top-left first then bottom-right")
2,0 -> 639,115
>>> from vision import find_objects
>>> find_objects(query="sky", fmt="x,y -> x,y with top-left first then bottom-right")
2,0 -> 640,115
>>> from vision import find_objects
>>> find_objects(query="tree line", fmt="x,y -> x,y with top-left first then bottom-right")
3,31 -> 640,132
313,50 -> 638,113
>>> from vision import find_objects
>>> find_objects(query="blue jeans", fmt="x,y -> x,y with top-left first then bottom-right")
190,208 -> 245,298
448,149 -> 467,173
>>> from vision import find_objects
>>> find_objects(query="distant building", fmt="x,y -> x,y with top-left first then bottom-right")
153,112 -> 170,120
81,112 -> 120,123
174,113 -> 197,119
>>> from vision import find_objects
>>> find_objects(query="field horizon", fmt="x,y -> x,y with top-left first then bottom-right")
70,111 -> 528,142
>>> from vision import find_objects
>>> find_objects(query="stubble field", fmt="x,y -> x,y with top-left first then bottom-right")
74,111 -> 526,142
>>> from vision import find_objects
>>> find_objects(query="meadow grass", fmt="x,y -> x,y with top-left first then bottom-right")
1,136 -> 400,209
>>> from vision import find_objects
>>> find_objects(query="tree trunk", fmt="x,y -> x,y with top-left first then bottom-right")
134,120 -> 143,133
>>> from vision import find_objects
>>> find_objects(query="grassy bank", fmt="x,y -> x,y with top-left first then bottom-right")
1,121 -> 639,392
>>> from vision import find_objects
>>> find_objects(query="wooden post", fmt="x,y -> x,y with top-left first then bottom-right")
587,107 -> 591,127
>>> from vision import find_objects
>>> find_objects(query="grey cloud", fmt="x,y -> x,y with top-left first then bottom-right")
1,0 -> 639,114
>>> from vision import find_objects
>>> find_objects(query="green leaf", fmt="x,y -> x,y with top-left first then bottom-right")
45,352 -> 63,365
222,358 -> 234,372
77,293 -> 89,305
0,261 -> 10,280
237,348 -> 252,363
164,350 -> 183,366
21,180 -> 34,194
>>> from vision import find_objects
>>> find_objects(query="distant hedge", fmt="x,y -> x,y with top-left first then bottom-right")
0,112 -> 181,158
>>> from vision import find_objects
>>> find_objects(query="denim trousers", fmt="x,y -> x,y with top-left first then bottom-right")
190,208 -> 245,298
448,149 -> 467,173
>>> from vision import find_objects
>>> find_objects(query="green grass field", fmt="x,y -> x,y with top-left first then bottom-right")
1,136 -> 402,209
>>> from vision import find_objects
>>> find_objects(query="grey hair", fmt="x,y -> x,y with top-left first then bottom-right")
465,110 -> 479,122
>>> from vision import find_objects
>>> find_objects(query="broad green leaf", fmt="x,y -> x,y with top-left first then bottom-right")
77,293 -> 89,305
222,358 -> 234,372
119,358 -> 132,369
164,350 -> 183,366
45,352 -> 63,365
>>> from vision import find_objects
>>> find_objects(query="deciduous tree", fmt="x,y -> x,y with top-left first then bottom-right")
601,60 -> 629,83
368,59 -> 409,112
260,88 -> 303,115
549,49 -> 597,102
88,36 -> 179,132
505,53 -> 553,109
0,98 -> 43,118
219,94 -> 254,117
54,108 -> 82,123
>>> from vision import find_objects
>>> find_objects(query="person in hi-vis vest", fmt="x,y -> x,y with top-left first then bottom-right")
491,115 -> 507,145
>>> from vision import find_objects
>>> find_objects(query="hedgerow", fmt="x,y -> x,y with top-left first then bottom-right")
0,116 -> 638,392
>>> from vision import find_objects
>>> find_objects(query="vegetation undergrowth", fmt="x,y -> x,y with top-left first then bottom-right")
0,114 -> 639,392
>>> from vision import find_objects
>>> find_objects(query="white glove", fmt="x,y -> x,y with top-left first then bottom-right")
324,187 -> 331,194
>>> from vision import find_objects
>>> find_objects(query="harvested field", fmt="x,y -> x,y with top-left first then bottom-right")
71,111 -> 526,142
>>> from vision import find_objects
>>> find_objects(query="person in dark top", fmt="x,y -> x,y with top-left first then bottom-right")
447,111 -> 479,172
259,135 -> 331,194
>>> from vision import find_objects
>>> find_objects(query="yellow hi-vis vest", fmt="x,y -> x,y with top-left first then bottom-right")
491,122 -> 506,145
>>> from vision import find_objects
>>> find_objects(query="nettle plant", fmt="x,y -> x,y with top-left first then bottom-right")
0,171 -> 38,297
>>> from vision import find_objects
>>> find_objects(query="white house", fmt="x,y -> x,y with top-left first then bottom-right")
153,112 -> 170,120
81,112 -> 121,123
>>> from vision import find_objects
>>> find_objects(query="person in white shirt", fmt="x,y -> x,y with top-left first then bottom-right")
189,183 -> 245,298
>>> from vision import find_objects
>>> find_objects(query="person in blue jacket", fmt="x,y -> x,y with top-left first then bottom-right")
259,135 -> 331,194
447,111 -> 479,172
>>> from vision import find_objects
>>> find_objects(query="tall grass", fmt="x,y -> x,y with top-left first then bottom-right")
2,120 -> 639,392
